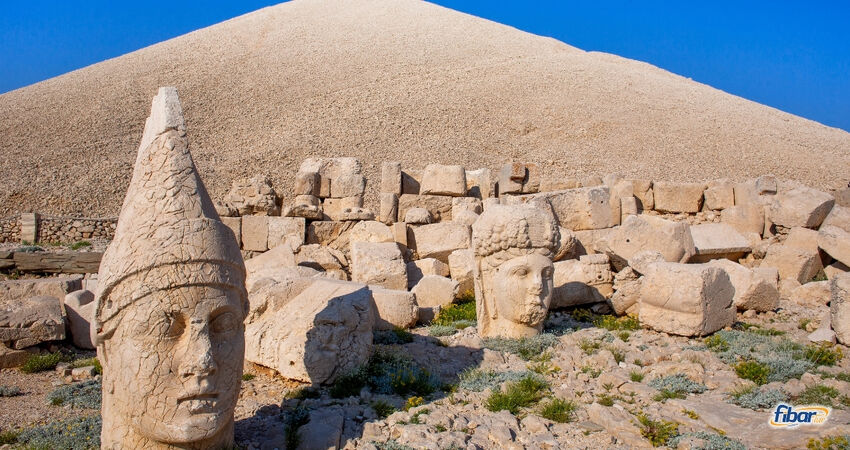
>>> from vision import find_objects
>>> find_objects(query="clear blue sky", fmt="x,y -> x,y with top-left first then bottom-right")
2,1 -> 848,132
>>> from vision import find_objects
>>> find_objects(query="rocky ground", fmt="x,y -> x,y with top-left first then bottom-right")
2,300 -> 848,449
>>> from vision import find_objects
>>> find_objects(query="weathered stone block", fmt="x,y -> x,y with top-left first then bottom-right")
707,259 -> 779,312
412,275 -> 459,322
831,273 -> 850,345
761,242 -> 821,283
220,216 -> 241,248
379,193 -> 399,224
409,222 -> 471,263
380,162 -> 402,195
465,168 -> 493,198
498,163 -> 540,194
406,258 -> 450,289
722,204 -> 765,236
630,179 -> 654,211
652,181 -> 706,213
769,186 -> 834,229
598,215 -> 696,270
0,295 -> 65,348
821,205 -> 850,233
330,173 -> 366,198
350,242 -> 407,290
369,287 -> 418,330
448,249 -> 475,296
242,215 -> 269,252
348,221 -> 394,245
306,221 -> 357,252
64,290 -> 96,349
703,179 -> 735,211
504,187 -> 614,231
689,223 -> 751,263
267,216 -> 305,250
551,254 -> 614,309
398,194 -> 453,223
294,171 -> 319,196
420,164 -> 467,196
818,225 -> 850,267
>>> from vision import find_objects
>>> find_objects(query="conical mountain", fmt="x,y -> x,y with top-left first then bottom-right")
1,0 -> 848,216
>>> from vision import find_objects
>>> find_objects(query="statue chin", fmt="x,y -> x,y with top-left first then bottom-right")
136,412 -> 230,445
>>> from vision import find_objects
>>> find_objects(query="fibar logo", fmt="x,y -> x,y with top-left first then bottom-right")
770,403 -> 830,428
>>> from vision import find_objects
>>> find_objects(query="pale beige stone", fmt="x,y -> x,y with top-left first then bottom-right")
401,169 -> 421,195
553,227 -> 578,261
244,243 -> 298,291
410,222 -> 471,263
348,220 -> 394,245
610,267 -> 641,315
465,168 -> 493,199
452,210 -> 480,226
94,87 -> 246,449
350,242 -> 407,290
300,157 -> 363,199
831,272 -> 850,345
768,186 -> 835,229
822,205 -> 850,233
472,204 -> 559,338
818,225 -> 850,266
379,192 -> 399,224
639,262 -> 735,336
398,194 -> 453,222
756,175 -> 778,194
222,174 -> 279,216
722,204 -> 765,236
540,177 -> 580,192
762,235 -> 822,283
330,173 -> 366,199
294,171 -> 319,196
420,164 -> 467,196
412,275 -> 459,323
550,254 -> 613,308
284,194 -> 323,220
689,223 -> 751,262
404,207 -> 433,224
245,278 -> 373,384
381,161 -> 402,195
707,259 -> 779,312
627,250 -> 665,276
503,186 -> 615,231
620,196 -> 639,224
220,216 -> 241,248
406,258 -> 450,289
607,179 -> 634,226
448,249 -> 475,296
19,212 -> 37,243
242,215 -> 270,252
652,181 -> 706,213
305,221 -> 357,252
370,287 -> 418,330
498,163 -> 540,194
64,290 -> 96,350
0,295 -> 65,349
791,281 -> 831,306
267,216 -> 305,250
630,179 -> 654,211
391,222 -> 408,248
825,261 -> 850,280
703,179 -> 735,211
597,215 -> 696,270
572,228 -> 612,256
0,275 -> 83,303
452,197 -> 483,217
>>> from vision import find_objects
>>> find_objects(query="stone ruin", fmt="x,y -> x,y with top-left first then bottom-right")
1,87 -> 850,448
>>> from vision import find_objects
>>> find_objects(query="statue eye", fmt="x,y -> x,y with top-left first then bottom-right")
211,312 -> 238,334
159,312 -> 185,339
512,267 -> 528,277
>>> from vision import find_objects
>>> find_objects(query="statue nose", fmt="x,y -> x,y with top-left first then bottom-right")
179,326 -> 218,377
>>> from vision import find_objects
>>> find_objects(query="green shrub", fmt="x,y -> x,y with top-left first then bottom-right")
580,366 -> 601,378
286,386 -> 321,400
71,357 -> 102,375
482,333 -> 559,361
636,413 -> 679,447
727,385 -> 788,410
629,371 -> 644,382
669,431 -> 746,450
404,396 -> 424,411
372,400 -> 396,418
706,330 -> 826,383
804,344 -> 844,366
799,318 -> 813,330
70,240 -> 92,250
20,352 -> 68,374
457,368 -> 536,392
594,314 -> 641,331
374,440 -> 415,450
539,398 -> 577,423
734,360 -> 771,385
608,347 -> 626,364
47,380 -> 101,409
618,331 -> 631,342
0,430 -> 19,445
427,325 -> 457,337
16,415 -> 101,449
366,352 -> 438,397
485,375 -> 549,414
648,374 -> 707,401
796,385 -> 850,409
242,373 -> 255,381
0,385 -> 22,397
375,327 -> 416,344
807,435 -> 850,450
409,408 -> 430,424
597,393 -> 615,407
431,296 -> 476,326
578,338 -> 601,355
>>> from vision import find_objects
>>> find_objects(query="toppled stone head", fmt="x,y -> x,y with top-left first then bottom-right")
472,204 -> 559,338
93,87 -> 248,449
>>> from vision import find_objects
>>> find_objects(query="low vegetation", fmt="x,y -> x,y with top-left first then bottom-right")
20,352 -> 69,374
635,412 -> 679,447
457,368 -> 536,392
372,400 -> 396,418
47,380 -> 102,409
485,374 -> 549,414
70,240 -> 92,250
0,385 -> 22,397
668,431 -> 746,450
330,351 -> 438,399
283,406 -> 309,449
727,385 -> 788,410
374,327 -> 415,344
648,374 -> 706,401
482,333 -> 559,361
539,398 -> 577,423
14,416 -> 101,449
807,435 -> 850,450
795,385 -> 850,409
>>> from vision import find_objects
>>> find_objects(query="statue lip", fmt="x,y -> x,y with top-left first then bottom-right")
177,392 -> 220,403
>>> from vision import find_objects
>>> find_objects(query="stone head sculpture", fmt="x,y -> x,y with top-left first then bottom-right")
93,87 -> 248,449
472,204 -> 559,338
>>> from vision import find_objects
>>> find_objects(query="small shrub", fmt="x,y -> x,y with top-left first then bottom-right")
578,338 -> 600,355
636,412 -> 679,447
704,334 -> 730,352
618,331 -> 631,342
798,318 -> 812,330
807,435 -> 850,450
457,368 -> 535,392
409,408 -> 430,424
374,440 -> 415,450
70,240 -> 92,250
330,371 -> 366,398
580,366 -> 601,378
629,371 -> 644,382
597,394 -> 614,407
796,385 -> 849,409
47,380 -> 102,409
482,333 -> 559,361
804,343 -> 843,366
286,386 -> 320,400
0,385 -> 22,397
404,396 -> 424,411
539,398 -> 577,423
734,360 -> 770,385
431,296 -> 476,326
608,347 -> 625,364
595,314 -> 641,331
682,409 -> 700,420
242,373 -> 256,381
648,374 -> 707,401
427,325 -> 457,337
16,415 -> 101,449
669,431 -> 746,450
375,327 -> 416,344
20,352 -> 68,374
372,400 -> 396,418
706,329 -> 826,383
284,406 -> 310,450
727,385 -> 788,410
71,357 -> 102,375
434,424 -> 447,432
367,352 -> 438,397
485,375 -> 549,414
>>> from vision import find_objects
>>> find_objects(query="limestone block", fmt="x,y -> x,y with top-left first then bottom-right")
834,187 -> 850,207
761,243 -> 821,283
0,276 -> 83,303
401,170 -> 421,195
349,221 -> 394,245
704,179 -> 735,211
541,177 -> 580,192
448,249 -> 475,296
791,281 -> 830,306
808,312 -> 836,344
245,243 -> 298,291
597,215 -> 696,270
221,216 -> 242,248
756,175 -> 778,195
627,250 -> 665,276
295,244 -> 348,278
503,186 -> 615,231
818,225 -> 850,266
381,162 -> 402,195
580,175 -> 603,187
12,252 -> 102,274
322,197 -> 362,221
284,195 -> 323,220
245,278 -> 373,384
242,215 -> 270,252
20,212 -> 37,243
620,196 -> 639,223
553,227 -> 578,261
572,228 -> 612,256
498,163 -> 540,194
294,171 -> 319,196
412,275 -> 459,318
64,290 -> 96,349
768,186 -> 834,229
337,207 -> 375,222
398,194 -> 453,222
410,222 -> 471,263
824,261 -> 850,281
608,179 -> 634,226
551,254 -> 614,309
0,295 -> 65,348
821,205 -> 850,233
330,173 -> 366,198
267,217 -> 305,250
406,258 -> 450,289
465,168 -> 493,199
306,221 -> 357,252
722,204 -> 765,236
630,179 -> 654,211
300,157 -> 362,199
689,223 -> 751,263
350,242 -> 407,290
452,197 -> 483,217
830,273 -> 850,345
0,344 -> 38,369
380,192 -> 399,224
707,259 -> 779,312
404,207 -> 433,224
369,287 -> 418,330
420,164 -> 467,196
610,268 -> 641,316
391,222 -> 408,248
223,175 -> 279,216
452,210 -> 480,226
652,181 -> 706,213
639,263 -> 735,336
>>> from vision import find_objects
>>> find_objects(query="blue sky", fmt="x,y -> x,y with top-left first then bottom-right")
2,1 -> 848,131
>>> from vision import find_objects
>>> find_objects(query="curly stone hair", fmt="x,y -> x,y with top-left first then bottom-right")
472,204 -> 559,268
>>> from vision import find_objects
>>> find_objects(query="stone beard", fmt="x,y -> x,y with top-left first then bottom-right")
472,205 -> 559,338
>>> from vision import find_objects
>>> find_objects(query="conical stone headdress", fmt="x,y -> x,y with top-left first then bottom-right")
93,87 -> 246,343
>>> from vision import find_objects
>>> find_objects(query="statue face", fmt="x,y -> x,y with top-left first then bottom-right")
104,285 -> 244,444
493,253 -> 554,328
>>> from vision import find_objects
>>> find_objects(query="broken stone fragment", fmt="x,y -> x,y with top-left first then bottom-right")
597,215 -> 696,271
64,289 -> 96,350
707,259 -> 778,312
350,242 -> 407,290
420,164 -> 467,196
689,223 -> 751,263
768,186 -> 835,229
830,272 -> 850,345
0,295 -> 65,349
222,174 -> 280,216
550,254 -> 614,309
